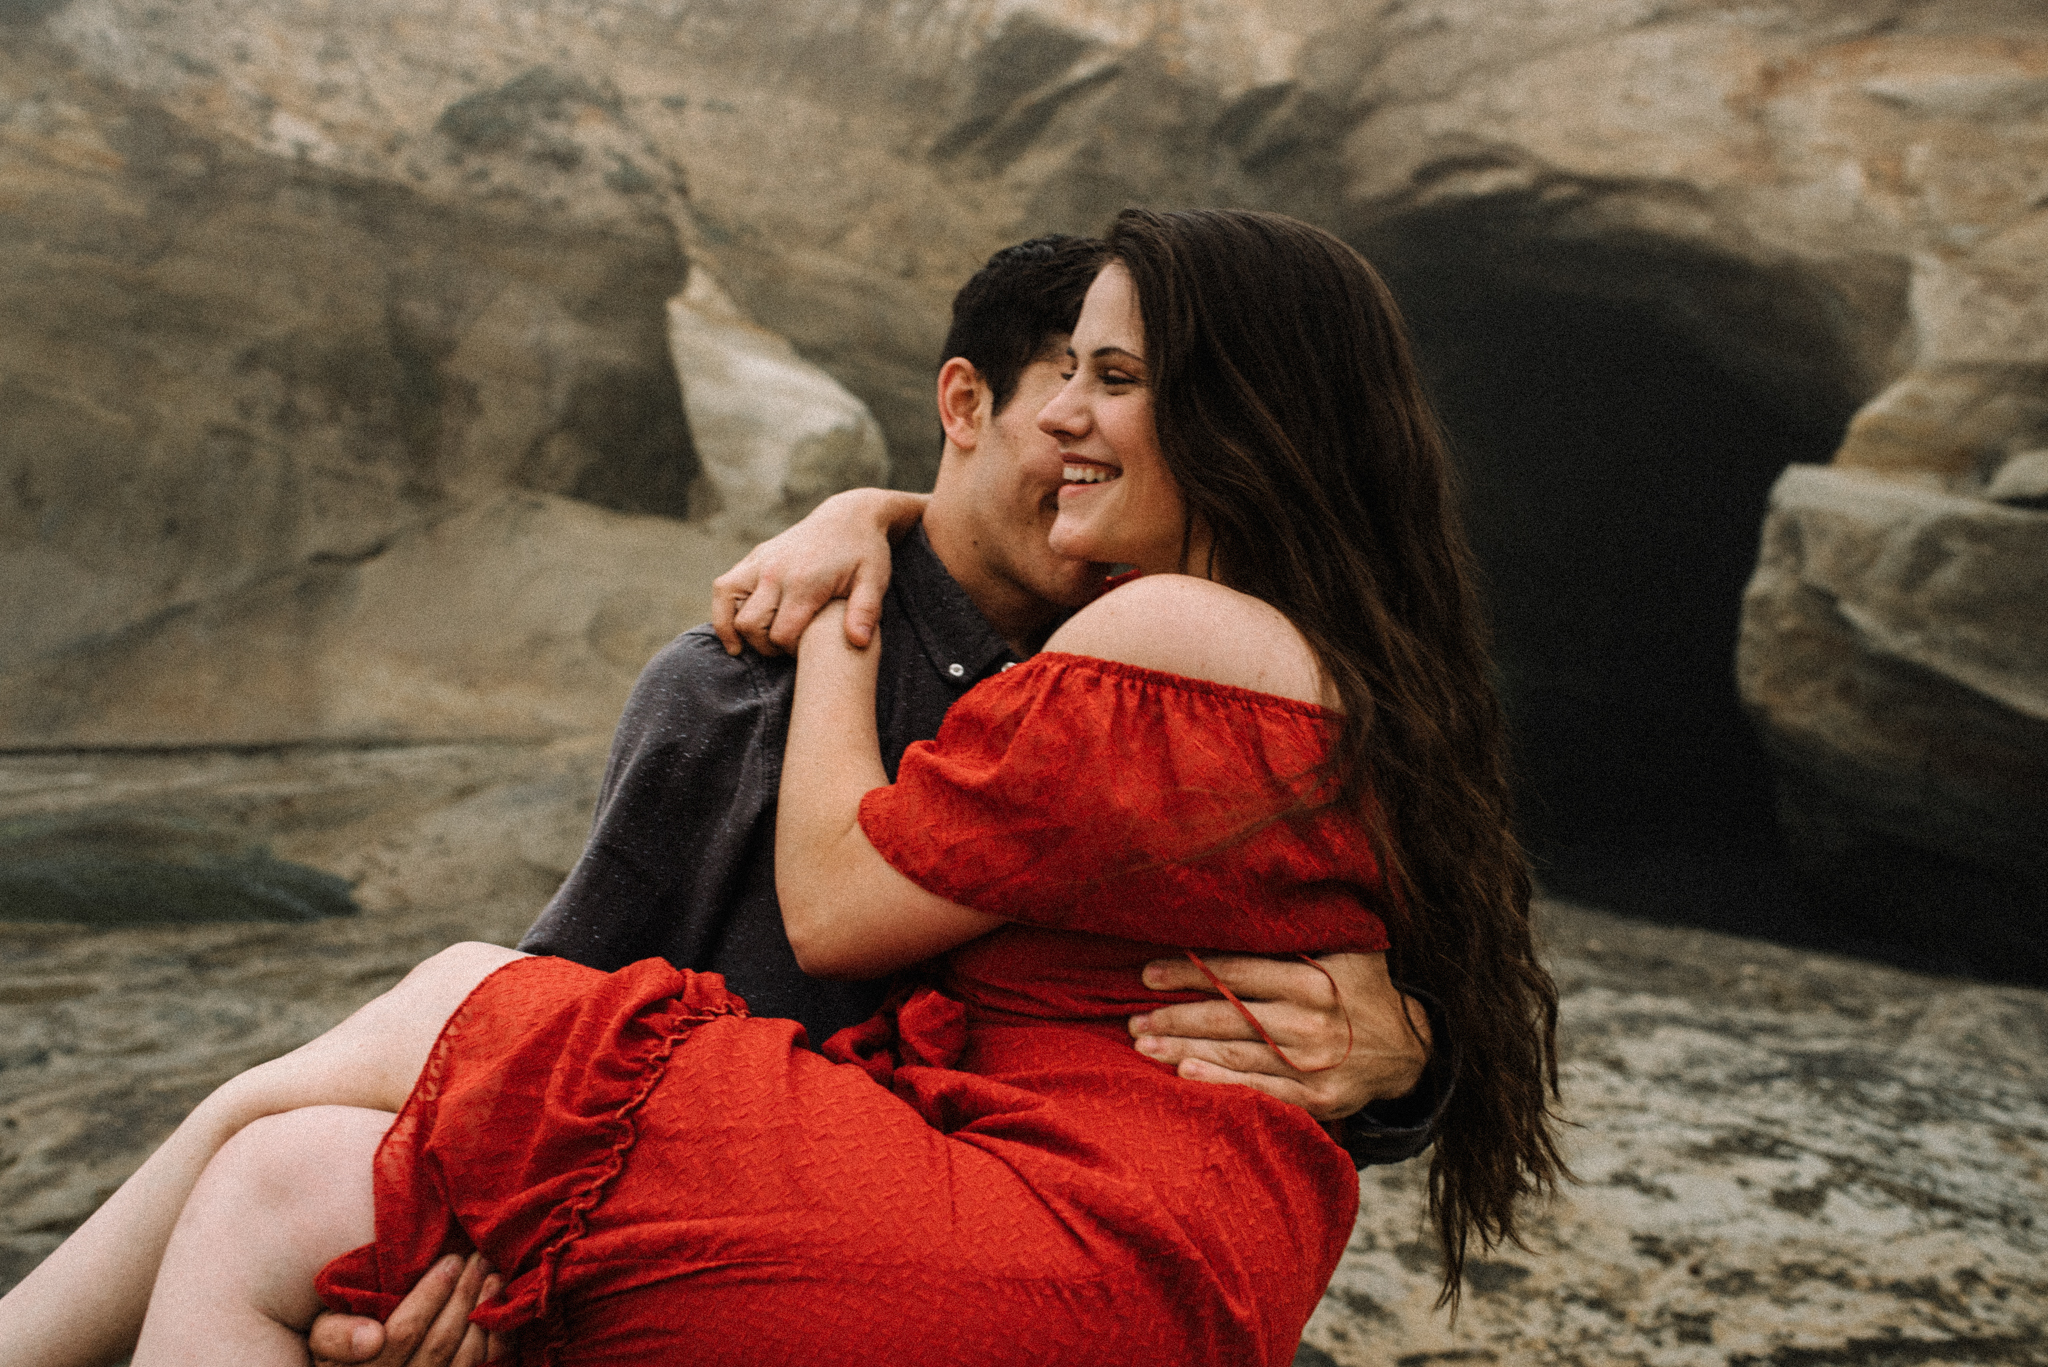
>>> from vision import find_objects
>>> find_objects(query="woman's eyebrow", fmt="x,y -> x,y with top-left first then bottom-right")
1090,346 -> 1145,367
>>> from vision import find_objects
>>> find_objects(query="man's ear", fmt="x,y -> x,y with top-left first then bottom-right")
937,357 -> 988,453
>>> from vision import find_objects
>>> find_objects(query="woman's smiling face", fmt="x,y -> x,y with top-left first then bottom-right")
1037,263 -> 1210,577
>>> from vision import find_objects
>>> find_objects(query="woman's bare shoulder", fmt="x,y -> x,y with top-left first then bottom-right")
1043,574 -> 1334,708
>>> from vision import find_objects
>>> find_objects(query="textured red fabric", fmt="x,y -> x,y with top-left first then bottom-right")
317,652 -> 1389,1366
862,653 -> 1390,957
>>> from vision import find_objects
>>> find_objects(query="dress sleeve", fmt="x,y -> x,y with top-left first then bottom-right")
858,654 -> 1388,955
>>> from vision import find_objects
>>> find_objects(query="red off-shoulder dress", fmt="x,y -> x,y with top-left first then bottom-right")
317,653 -> 1391,1366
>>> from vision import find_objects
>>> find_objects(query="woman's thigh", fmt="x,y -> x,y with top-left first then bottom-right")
226,942 -> 528,1120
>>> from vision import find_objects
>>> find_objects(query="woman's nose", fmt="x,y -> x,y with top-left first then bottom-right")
1036,379 -> 1085,438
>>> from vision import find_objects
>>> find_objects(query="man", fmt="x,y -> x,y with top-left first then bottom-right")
311,237 -> 1445,1366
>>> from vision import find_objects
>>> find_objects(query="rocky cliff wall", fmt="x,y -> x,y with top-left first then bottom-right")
7,0 -> 2043,912
1,16 -> 898,748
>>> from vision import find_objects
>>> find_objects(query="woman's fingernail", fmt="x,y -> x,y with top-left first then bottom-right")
1134,1036 -> 1162,1056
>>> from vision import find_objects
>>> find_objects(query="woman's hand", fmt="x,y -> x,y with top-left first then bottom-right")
1126,952 -> 1429,1123
712,489 -> 929,656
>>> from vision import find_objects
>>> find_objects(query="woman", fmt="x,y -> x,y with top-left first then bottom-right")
0,208 -> 1562,1366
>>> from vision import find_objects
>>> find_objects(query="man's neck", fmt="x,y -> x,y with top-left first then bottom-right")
922,518 -> 1063,658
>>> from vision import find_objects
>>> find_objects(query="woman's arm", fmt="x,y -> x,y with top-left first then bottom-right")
775,602 -> 1003,979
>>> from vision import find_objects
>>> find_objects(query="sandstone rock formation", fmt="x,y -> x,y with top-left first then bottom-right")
1738,464 -> 2048,976
10,0 -> 2041,927
0,18 -> 888,750
668,270 -> 891,542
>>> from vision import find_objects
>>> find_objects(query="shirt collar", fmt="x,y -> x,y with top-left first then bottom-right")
891,525 -> 1025,690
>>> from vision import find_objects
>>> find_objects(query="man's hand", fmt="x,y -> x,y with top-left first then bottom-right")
309,1252 -> 510,1367
1127,952 -> 1429,1123
711,489 -> 929,657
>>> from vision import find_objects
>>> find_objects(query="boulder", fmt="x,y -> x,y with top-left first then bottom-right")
1986,448 -> 2048,505
0,27 -> 904,751
1737,464 -> 2048,974
668,271 -> 890,542
0,814 -> 357,926
0,31 -> 704,747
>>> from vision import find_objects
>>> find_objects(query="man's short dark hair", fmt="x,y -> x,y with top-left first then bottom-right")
940,235 -> 1108,420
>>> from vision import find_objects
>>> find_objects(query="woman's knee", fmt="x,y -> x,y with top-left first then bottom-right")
196,1108 -> 387,1224
172,1107 -> 390,1330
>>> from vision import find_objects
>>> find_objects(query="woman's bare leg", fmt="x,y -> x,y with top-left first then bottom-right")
0,942 -> 523,1367
132,1106 -> 390,1366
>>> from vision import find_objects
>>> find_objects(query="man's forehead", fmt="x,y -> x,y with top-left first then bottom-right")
1029,335 -> 1073,366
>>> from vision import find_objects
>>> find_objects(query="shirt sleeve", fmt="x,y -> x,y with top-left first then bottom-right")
518,629 -> 786,972
1339,987 -> 1454,1168
858,654 -> 1389,956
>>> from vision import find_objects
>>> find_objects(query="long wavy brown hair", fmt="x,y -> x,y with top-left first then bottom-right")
1104,207 -> 1566,1304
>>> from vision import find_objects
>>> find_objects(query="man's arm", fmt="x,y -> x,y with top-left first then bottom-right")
517,629 -> 785,971
1128,951 -> 1453,1167
712,488 -> 928,656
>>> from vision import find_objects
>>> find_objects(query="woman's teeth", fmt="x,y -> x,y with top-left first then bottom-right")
1063,465 -> 1118,484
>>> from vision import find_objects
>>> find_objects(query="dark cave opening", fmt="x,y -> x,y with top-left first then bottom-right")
1359,206 -> 1914,963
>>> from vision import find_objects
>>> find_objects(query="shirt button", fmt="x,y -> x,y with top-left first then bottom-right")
948,663 -> 965,678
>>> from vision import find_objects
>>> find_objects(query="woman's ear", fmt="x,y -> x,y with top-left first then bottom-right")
936,357 -> 989,452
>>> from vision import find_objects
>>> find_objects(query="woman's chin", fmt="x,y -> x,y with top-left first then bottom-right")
1046,518 -> 1101,565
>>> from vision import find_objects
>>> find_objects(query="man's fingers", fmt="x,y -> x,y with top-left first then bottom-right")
766,582 -> 835,654
1171,1057 -> 1340,1119
451,1324 -> 490,1367
1129,997 -> 1324,1048
1139,1034 -> 1296,1075
1140,954 -> 1336,1007
411,1254 -> 491,1367
308,1314 -> 386,1367
843,564 -> 887,648
732,580 -> 786,656
477,1273 -> 512,1362
1136,1028 -> 1349,1077
374,1254 -> 465,1358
